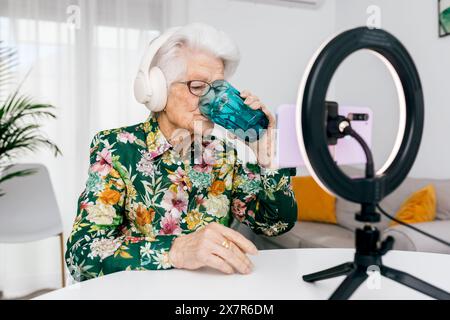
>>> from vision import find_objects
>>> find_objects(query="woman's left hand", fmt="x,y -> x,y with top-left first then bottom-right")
238,90 -> 277,169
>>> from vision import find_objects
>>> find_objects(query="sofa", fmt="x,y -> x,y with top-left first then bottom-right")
233,168 -> 450,254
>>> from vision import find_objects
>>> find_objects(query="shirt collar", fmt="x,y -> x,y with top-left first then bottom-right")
142,113 -> 173,160
143,113 -> 218,162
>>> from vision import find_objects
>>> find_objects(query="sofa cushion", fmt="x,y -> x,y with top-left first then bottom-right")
382,220 -> 450,254
259,221 -> 354,249
410,178 -> 450,220
291,176 -> 337,224
391,184 -> 436,226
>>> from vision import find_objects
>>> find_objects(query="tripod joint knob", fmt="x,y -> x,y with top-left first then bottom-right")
379,236 -> 395,255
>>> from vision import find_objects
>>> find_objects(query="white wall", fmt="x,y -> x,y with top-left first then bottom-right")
182,0 -> 450,179
334,0 -> 450,178
179,0 -> 336,110
176,0 -> 336,168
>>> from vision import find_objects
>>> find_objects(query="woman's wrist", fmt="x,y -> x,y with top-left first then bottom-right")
253,130 -> 276,169
168,236 -> 182,268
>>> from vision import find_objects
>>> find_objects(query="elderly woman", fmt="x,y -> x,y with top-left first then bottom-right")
65,23 -> 297,281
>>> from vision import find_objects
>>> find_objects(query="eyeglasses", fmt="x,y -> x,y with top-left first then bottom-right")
174,79 -> 228,97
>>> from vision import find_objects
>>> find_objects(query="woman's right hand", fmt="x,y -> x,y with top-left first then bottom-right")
168,222 -> 258,274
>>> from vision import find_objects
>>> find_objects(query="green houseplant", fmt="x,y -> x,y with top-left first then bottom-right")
0,40 -> 62,196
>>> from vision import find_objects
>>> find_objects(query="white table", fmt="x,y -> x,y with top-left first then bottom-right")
37,248 -> 450,300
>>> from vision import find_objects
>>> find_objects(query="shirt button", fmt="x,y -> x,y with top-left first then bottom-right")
177,161 -> 182,165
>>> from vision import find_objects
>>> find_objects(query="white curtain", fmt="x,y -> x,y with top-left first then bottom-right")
0,0 -> 177,298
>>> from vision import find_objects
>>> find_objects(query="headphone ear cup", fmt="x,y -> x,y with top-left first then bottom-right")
146,67 -> 168,112
133,70 -> 152,104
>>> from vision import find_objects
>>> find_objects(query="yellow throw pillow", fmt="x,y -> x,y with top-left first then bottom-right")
291,176 -> 337,224
390,184 -> 436,226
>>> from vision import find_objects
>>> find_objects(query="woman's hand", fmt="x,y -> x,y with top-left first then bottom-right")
233,90 -> 277,169
168,222 -> 258,274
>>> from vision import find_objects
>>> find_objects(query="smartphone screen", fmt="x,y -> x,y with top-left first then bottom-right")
275,104 -> 372,168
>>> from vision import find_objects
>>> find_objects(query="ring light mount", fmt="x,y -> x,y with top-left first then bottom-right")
296,26 -> 423,224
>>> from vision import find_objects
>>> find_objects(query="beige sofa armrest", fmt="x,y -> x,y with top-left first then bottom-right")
382,220 -> 450,254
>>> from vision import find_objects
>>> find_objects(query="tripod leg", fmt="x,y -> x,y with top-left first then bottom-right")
303,262 -> 355,283
381,265 -> 450,300
329,268 -> 369,300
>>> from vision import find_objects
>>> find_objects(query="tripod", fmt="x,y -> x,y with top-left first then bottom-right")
302,106 -> 450,300
303,220 -> 450,299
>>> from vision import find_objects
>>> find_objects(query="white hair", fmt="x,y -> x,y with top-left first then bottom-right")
150,22 -> 240,87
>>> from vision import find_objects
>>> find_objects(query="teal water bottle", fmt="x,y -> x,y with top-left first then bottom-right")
198,80 -> 269,143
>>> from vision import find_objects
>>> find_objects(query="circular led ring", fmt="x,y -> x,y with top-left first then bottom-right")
295,27 -> 424,204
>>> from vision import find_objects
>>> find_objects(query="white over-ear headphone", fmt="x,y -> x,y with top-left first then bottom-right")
134,27 -> 181,112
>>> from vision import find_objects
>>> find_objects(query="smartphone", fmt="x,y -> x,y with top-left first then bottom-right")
275,104 -> 373,168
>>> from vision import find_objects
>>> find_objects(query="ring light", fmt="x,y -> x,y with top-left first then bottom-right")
295,27 -> 424,205
295,27 -> 450,300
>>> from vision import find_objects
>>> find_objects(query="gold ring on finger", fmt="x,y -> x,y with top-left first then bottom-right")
222,240 -> 231,249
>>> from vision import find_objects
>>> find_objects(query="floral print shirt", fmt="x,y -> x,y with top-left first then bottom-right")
65,114 -> 297,281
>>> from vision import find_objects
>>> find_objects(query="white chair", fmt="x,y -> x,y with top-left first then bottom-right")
0,163 -> 65,297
